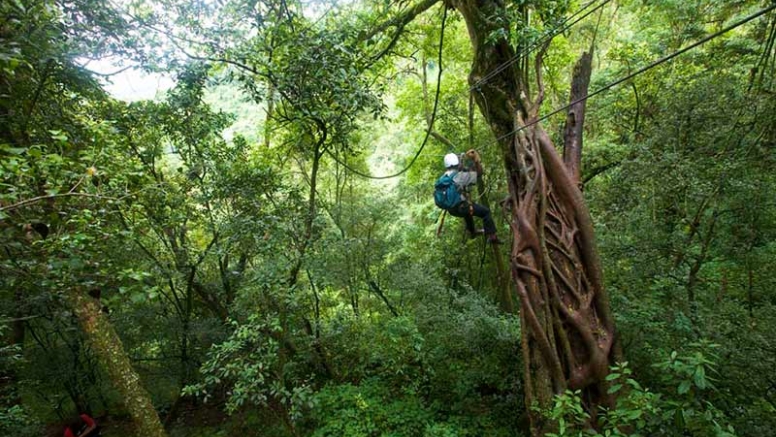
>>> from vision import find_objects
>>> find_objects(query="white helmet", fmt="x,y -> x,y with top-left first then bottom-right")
444,153 -> 459,169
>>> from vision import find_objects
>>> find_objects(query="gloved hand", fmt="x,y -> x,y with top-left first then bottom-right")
465,149 -> 481,163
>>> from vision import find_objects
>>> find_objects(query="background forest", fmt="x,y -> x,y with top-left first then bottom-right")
1,0 -> 775,436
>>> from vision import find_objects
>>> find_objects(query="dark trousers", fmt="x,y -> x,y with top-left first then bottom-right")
448,201 -> 496,235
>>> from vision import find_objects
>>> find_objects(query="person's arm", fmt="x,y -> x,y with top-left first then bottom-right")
465,149 -> 483,175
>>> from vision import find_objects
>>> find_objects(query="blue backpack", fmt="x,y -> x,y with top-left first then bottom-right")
434,172 -> 462,210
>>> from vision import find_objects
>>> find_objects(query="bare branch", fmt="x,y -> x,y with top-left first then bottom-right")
78,64 -> 135,78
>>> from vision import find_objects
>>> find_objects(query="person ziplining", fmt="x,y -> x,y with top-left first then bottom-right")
434,150 -> 500,244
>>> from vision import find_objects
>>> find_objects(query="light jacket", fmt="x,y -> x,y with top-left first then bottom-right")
445,169 -> 478,201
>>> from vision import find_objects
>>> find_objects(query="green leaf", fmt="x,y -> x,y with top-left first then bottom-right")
608,383 -> 622,394
131,292 -> 146,303
674,409 -> 686,430
694,367 -> 707,389
626,378 -> 643,390
49,130 -> 68,142
3,147 -> 26,155
626,410 -> 643,420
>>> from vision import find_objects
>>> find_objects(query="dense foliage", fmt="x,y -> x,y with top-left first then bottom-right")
1,0 -> 774,436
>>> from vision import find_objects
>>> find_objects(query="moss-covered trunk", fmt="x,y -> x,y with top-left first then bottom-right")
451,0 -> 618,434
66,289 -> 168,437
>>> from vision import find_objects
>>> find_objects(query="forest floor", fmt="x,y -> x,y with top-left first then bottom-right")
42,405 -> 233,437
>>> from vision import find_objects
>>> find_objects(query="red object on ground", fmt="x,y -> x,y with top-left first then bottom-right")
64,413 -> 96,437
81,414 -> 95,428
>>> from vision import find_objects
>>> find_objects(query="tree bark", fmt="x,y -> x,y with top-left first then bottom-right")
451,1 -> 617,434
66,289 -> 167,437
563,51 -> 593,186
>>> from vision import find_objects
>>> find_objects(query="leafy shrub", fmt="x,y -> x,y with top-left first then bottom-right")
543,342 -> 736,437
0,404 -> 43,437
309,379 -> 428,437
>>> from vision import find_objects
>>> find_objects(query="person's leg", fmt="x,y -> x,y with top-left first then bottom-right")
447,203 -> 476,235
463,214 -> 477,235
471,203 -> 496,236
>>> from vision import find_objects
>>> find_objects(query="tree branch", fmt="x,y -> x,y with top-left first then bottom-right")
582,160 -> 621,184
359,0 -> 442,42
0,192 -> 117,213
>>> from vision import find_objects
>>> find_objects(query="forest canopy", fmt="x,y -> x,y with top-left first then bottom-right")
1,0 -> 775,436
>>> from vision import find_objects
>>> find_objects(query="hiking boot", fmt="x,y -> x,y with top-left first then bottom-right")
487,233 -> 502,244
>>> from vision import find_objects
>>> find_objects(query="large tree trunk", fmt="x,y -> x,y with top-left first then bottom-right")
452,1 -> 617,434
66,289 -> 168,437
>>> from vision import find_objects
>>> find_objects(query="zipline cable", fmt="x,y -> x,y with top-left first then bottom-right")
326,0 -> 600,179
495,3 -> 776,143
335,2 -> 774,180
470,0 -> 610,91
324,5 -> 448,179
